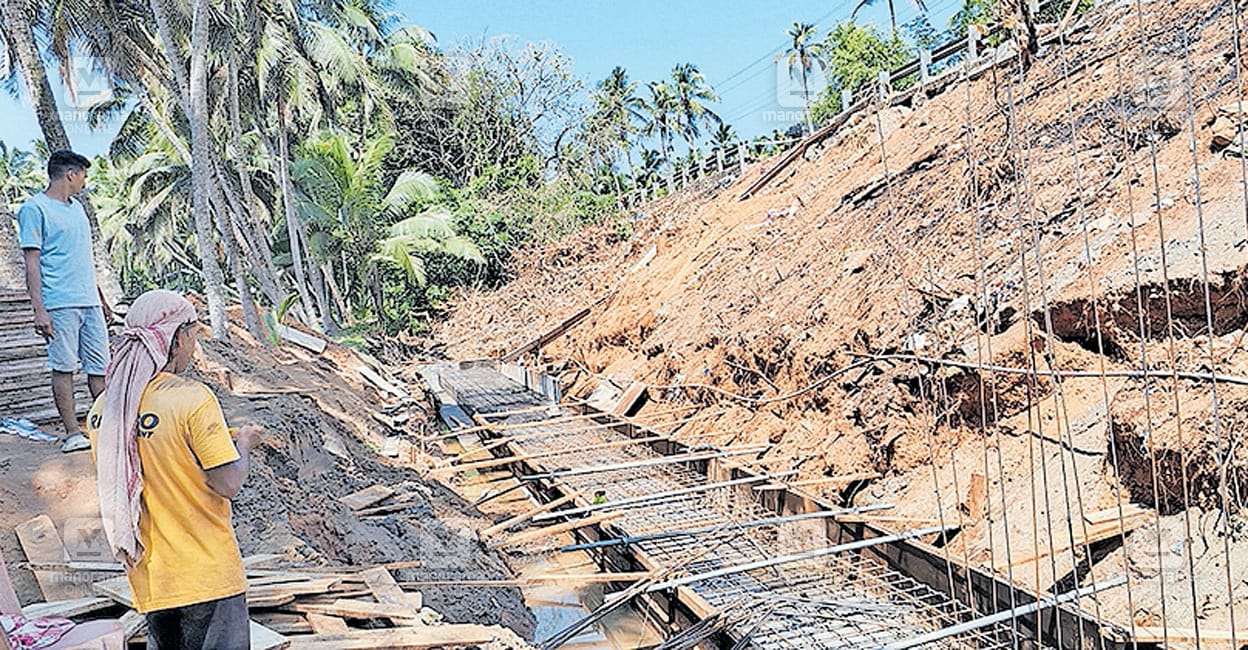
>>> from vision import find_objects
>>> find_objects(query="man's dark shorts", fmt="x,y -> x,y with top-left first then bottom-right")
145,592 -> 249,650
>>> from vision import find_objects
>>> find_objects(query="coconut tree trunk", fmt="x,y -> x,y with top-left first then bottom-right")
225,60 -> 284,303
207,183 -> 264,339
185,0 -> 230,338
1,0 -> 70,152
272,99 -> 320,329
801,66 -> 814,134
2,0 -> 122,302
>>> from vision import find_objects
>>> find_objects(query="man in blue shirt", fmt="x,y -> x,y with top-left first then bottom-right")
17,151 -> 113,453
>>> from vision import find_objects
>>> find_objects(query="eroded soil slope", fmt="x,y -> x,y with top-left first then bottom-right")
437,0 -> 1248,633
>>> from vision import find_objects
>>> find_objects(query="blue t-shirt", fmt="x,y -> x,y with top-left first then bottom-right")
16,193 -> 99,310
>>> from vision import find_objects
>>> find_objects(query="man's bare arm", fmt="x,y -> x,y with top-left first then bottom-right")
23,248 -> 53,338
205,449 -> 250,500
205,425 -> 262,499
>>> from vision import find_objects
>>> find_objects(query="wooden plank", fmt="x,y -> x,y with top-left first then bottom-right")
94,573 -> 316,610
996,513 -> 1149,571
285,624 -> 505,650
1083,503 -> 1148,526
242,554 -> 285,569
21,596 -> 114,619
338,485 -> 396,511
611,381 -> 647,416
306,613 -> 350,634
965,472 -> 988,521
274,324 -> 327,354
360,568 -> 422,624
492,511 -> 622,549
92,575 -> 133,607
358,366 -> 409,399
248,577 -> 342,600
250,620 -> 291,650
500,308 -> 591,362
481,494 -> 576,538
15,515 -> 79,600
1132,627 -> 1247,646
119,610 -> 146,640
251,612 -> 313,635
287,598 -> 423,621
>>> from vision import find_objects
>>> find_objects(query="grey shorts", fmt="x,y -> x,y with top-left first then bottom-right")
146,592 -> 249,650
46,306 -> 110,375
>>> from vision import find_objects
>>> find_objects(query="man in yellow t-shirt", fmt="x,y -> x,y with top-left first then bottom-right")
86,290 -> 262,649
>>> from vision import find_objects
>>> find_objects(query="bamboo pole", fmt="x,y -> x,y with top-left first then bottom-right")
439,407 -> 720,463
531,470 -> 797,523
644,525 -> 956,592
517,444 -> 771,482
752,472 -> 881,491
557,504 -> 895,553
399,572 -> 654,588
424,403 -> 698,442
431,435 -> 670,476
480,494 -> 575,538
491,511 -> 623,549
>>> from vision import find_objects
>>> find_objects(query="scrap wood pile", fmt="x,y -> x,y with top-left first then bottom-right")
0,292 -> 83,424
11,515 -> 531,650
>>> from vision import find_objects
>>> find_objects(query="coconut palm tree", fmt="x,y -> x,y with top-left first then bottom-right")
590,66 -> 646,176
292,131 -> 482,325
710,123 -> 738,153
779,22 -> 826,134
642,80 -> 678,182
669,63 -> 721,153
0,144 -> 42,211
851,0 -> 928,37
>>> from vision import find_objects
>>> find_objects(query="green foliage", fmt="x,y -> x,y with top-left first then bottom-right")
1037,0 -> 1093,22
903,15 -> 941,50
0,143 -> 43,213
809,21 -> 912,123
947,0 -> 996,38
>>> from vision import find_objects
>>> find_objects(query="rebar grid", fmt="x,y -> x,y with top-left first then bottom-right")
433,365 -> 1037,649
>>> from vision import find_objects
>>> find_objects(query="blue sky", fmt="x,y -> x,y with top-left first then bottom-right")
0,1 -> 966,160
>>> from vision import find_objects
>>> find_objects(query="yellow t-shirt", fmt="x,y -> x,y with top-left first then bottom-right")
86,372 -> 247,613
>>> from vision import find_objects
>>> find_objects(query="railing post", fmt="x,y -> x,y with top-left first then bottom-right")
841,88 -> 853,114
877,69 -> 890,104
919,49 -> 932,88
717,148 -> 725,172
738,141 -> 746,173
967,24 -> 979,61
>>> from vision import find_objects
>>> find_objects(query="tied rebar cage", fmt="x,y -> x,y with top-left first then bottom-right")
431,365 -> 1085,649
